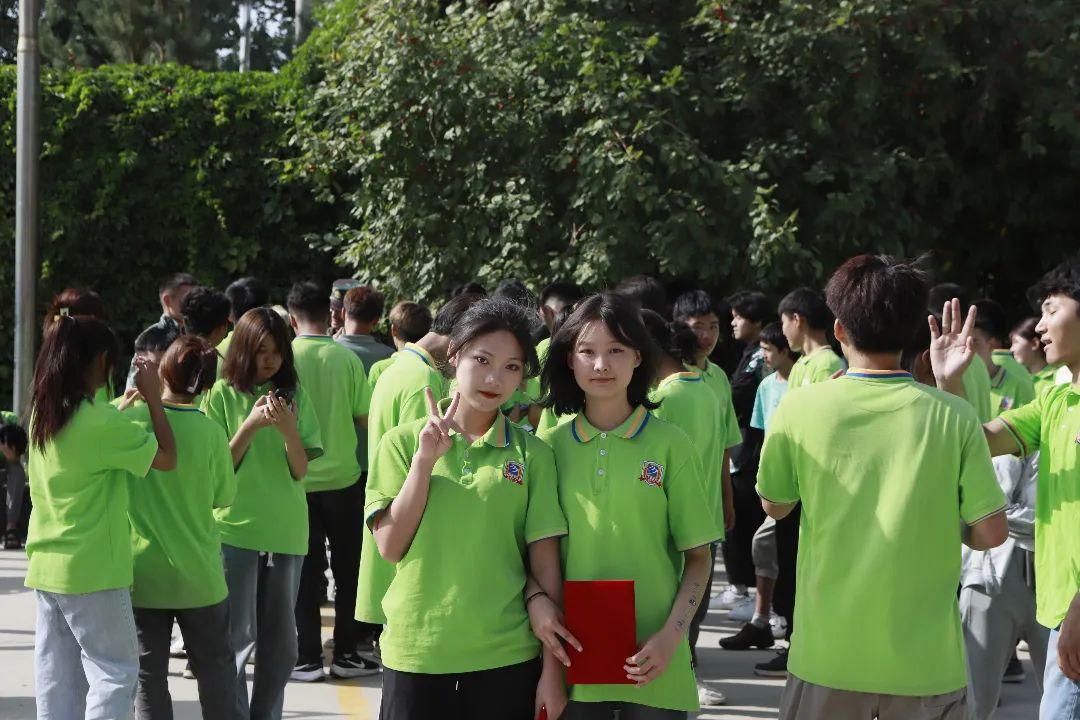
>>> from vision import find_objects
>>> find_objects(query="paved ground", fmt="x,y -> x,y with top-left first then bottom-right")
0,550 -> 1040,719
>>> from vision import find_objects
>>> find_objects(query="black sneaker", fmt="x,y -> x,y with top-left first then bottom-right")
754,648 -> 789,677
330,653 -> 381,679
720,622 -> 775,651
290,662 -> 326,682
1003,653 -> 1025,683
3,530 -> 22,550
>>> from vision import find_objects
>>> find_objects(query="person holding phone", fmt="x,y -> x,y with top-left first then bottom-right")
203,308 -> 323,720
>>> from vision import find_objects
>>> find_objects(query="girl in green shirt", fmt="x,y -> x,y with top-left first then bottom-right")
1010,316 -> 1061,396
124,335 -> 240,720
538,293 -> 722,719
26,315 -> 177,719
366,298 -> 570,720
204,308 -> 322,720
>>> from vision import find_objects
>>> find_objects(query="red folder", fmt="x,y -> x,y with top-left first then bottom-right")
564,580 -> 637,685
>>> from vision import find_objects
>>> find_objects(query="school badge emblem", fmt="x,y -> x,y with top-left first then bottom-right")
503,461 -> 525,485
639,461 -> 665,488
999,396 -> 1015,411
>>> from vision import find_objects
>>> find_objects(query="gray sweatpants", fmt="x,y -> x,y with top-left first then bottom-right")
751,515 -> 778,580
221,545 -> 304,720
779,675 -> 967,720
961,553 -> 1048,720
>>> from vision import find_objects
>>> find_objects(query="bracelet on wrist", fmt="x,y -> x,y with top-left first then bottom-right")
525,590 -> 548,606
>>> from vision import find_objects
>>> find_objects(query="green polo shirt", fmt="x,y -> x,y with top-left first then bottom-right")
697,360 -> 744,451
293,335 -> 372,488
540,407 -> 722,711
125,403 -> 236,609
962,359 -> 994,423
1034,365 -> 1064,397
1000,382 -> 1080,629
203,379 -> 323,556
991,350 -> 1034,388
651,371 -> 728,533
787,346 -> 845,388
989,363 -> 1036,418
757,369 -> 1005,696
367,353 -> 398,388
356,343 -> 447,625
366,411 -> 567,673
25,400 -> 159,594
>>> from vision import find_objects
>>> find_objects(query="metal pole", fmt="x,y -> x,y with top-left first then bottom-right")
13,0 -> 40,417
238,2 -> 252,72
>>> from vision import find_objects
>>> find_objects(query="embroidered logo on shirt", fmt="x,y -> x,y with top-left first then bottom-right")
999,396 -> 1015,411
503,460 -> 525,485
639,461 -> 665,488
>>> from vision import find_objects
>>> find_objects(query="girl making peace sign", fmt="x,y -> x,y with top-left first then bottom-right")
367,297 -> 570,720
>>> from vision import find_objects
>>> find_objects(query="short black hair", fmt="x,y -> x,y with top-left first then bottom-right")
226,277 -> 270,322
286,281 -> 330,322
160,273 -> 198,295
542,293 -> 659,416
759,322 -> 790,353
672,290 -> 718,322
1028,254 -> 1080,313
725,291 -> 775,325
493,279 -> 536,310
778,287 -> 832,332
432,293 -> 484,336
447,297 -> 540,378
825,254 -> 928,354
539,281 -> 586,308
928,283 -> 969,313
641,310 -> 699,365
972,299 -> 1009,345
181,287 -> 231,338
134,324 -> 179,354
614,275 -> 667,315
451,282 -> 487,298
0,421 -> 28,456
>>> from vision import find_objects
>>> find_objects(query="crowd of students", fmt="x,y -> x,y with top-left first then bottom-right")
2,252 -> 1079,720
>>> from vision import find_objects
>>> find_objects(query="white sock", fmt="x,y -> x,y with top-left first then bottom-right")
734,584 -> 748,595
751,613 -> 769,629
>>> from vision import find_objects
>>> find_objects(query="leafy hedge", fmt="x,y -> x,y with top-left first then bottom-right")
0,64 -> 338,405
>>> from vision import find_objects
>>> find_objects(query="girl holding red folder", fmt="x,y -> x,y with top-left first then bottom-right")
537,294 -> 724,719
366,298 -> 571,720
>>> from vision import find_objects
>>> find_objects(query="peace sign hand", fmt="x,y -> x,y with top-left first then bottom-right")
415,389 -> 468,464
929,298 -> 977,386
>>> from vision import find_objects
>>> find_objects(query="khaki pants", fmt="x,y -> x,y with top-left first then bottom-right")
779,674 -> 969,720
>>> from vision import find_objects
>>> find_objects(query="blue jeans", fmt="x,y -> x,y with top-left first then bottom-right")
1042,627 -> 1080,719
221,546 -> 304,720
35,587 -> 139,720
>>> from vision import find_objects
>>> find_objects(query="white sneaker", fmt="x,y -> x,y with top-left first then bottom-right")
169,636 -> 186,659
697,681 -> 727,706
713,586 -> 750,610
728,596 -> 755,622
770,614 -> 788,639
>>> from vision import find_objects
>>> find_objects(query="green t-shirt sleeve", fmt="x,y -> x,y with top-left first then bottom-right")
212,426 -> 237,509
756,404 -> 799,504
523,440 -> 568,543
958,420 -> 1008,524
101,406 -> 159,478
203,384 -> 229,434
999,389 -> 1044,456
666,434 -> 723,551
364,427 -> 413,528
295,387 -> 324,461
810,353 -> 844,383
400,386 -> 434,426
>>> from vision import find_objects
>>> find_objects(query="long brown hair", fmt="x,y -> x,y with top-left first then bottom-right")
221,307 -> 297,395
42,288 -> 106,331
161,335 -> 218,397
29,315 -> 119,449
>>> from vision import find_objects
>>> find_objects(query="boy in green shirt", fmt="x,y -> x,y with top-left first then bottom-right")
355,292 -> 482,636
971,299 -> 1036,415
287,282 -> 377,681
367,301 -> 433,388
760,256 -> 1007,720
779,287 -> 845,387
934,257 -> 1080,720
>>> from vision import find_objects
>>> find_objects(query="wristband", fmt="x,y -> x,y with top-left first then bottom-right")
526,590 -> 548,606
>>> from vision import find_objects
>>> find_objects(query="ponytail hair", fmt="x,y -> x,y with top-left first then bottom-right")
161,335 -> 218,397
640,309 -> 699,366
42,288 -> 106,331
30,316 -> 119,449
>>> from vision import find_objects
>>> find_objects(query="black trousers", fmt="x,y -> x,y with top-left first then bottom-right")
134,600 -> 240,720
719,472 -> 766,588
380,658 -> 542,720
773,504 -> 801,640
295,480 -> 368,665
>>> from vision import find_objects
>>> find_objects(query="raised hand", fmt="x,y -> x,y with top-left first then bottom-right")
416,389 -> 465,463
929,298 -> 977,385
132,357 -> 162,402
